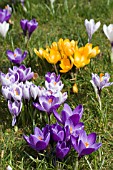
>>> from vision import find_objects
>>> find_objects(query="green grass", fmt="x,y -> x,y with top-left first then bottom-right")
1,0 -> 113,169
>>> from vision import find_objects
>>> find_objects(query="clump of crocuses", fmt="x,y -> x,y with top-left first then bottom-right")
24,103 -> 102,161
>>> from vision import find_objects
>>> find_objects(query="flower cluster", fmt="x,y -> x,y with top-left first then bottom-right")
0,5 -> 12,37
34,38 -> 100,73
24,103 -> 102,159
0,64 -> 34,126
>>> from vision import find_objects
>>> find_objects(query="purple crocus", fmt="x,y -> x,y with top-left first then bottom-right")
6,48 -> 28,64
33,95 -> 60,114
45,72 -> 64,92
56,141 -> 70,160
50,123 -> 64,142
9,65 -> 34,82
0,9 -> 11,23
22,82 -> 31,100
90,73 -> 113,110
8,100 -> 22,126
90,73 -> 113,96
23,126 -> 50,151
64,118 -> 84,141
53,103 -> 83,125
71,130 -> 102,158
27,19 -> 38,38
20,19 -> 28,36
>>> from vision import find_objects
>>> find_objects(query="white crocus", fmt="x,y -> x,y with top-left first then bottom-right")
103,24 -> 113,62
85,19 -> 101,43
0,21 -> 9,38
103,24 -> 113,42
6,165 -> 12,170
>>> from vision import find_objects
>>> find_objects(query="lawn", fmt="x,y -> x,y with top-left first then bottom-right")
0,0 -> 113,169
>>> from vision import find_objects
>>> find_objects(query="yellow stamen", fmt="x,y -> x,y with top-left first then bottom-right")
70,126 -> 73,134
14,89 -> 19,95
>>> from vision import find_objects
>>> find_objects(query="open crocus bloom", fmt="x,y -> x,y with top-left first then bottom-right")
85,19 -> 101,42
45,72 -> 64,92
53,103 -> 83,125
0,21 -> 9,38
70,43 -> 100,69
71,130 -> 102,158
23,126 -> 50,151
33,95 -> 60,114
6,48 -> 28,64
90,73 -> 113,97
103,24 -> 113,43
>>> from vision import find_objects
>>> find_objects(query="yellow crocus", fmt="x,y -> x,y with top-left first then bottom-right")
60,58 -> 73,73
70,43 -> 100,69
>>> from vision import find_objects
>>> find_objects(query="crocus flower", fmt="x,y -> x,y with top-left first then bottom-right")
27,19 -> 38,38
60,58 -> 73,73
33,95 -> 60,114
45,72 -> 64,92
23,126 -> 50,151
85,19 -> 101,42
70,43 -> 100,69
90,73 -> 113,97
20,19 -> 28,36
90,73 -> 113,109
53,103 -> 83,125
8,100 -> 22,126
50,123 -> 64,142
103,24 -> 113,62
6,48 -> 28,64
0,72 -> 19,86
56,141 -> 70,160
10,84 -> 23,101
64,118 -> 84,141
103,24 -> 113,43
0,21 -> 9,38
71,130 -> 102,158
9,65 -> 34,82
0,9 -> 11,23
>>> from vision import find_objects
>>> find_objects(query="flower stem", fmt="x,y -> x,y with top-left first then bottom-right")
74,157 -> 79,170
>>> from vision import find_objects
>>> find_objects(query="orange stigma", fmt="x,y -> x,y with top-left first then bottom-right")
100,73 -> 104,81
48,98 -> 53,103
38,136 -> 43,140
54,82 -> 57,85
85,142 -> 89,148
14,53 -> 17,57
